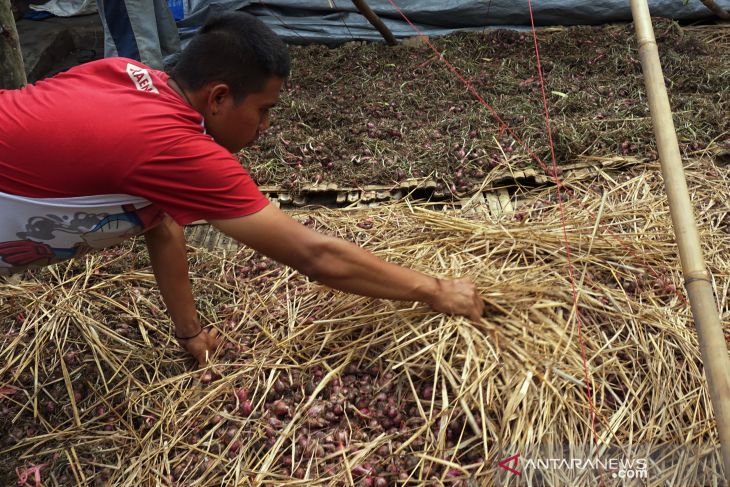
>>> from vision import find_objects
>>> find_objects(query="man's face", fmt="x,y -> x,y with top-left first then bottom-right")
204,76 -> 283,153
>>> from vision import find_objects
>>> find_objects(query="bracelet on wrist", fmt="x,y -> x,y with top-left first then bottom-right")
175,326 -> 203,340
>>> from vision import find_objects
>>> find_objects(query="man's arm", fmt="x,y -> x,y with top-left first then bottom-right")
211,205 -> 484,320
144,215 -> 219,366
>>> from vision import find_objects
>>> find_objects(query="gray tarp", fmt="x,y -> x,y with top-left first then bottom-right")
179,0 -> 730,44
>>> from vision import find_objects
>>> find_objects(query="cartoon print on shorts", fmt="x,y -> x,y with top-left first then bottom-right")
0,204 -> 164,272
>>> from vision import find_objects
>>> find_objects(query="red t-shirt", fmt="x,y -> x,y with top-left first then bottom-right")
0,58 -> 268,274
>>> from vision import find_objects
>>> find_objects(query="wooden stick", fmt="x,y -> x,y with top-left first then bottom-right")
698,0 -> 730,20
0,0 -> 27,88
630,0 -> 730,481
350,0 -> 398,46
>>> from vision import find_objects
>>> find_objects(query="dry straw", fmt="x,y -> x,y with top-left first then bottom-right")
1,149 -> 729,486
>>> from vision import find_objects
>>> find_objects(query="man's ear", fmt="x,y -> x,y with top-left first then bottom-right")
207,83 -> 231,114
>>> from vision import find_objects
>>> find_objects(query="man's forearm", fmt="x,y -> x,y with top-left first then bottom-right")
309,237 -> 441,305
144,217 -> 200,337
210,207 -> 482,320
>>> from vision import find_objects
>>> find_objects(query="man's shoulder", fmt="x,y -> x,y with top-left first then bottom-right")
70,57 -> 154,73
52,57 -> 166,92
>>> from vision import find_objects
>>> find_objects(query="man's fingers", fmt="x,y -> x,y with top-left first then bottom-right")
205,328 -> 221,346
201,328 -> 222,350
196,351 -> 209,368
199,366 -> 222,381
474,293 -> 485,318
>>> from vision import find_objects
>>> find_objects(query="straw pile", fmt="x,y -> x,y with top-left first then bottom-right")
1,148 -> 729,486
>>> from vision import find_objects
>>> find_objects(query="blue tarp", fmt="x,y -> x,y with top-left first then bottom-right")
179,0 -> 730,44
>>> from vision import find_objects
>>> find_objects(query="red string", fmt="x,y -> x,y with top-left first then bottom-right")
381,0 -> 690,309
383,0 -> 554,174
526,0 -> 598,439
526,1 -> 604,482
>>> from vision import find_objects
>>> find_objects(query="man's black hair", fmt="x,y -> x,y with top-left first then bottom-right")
171,12 -> 290,102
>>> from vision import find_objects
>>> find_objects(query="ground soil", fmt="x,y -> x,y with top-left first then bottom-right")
242,21 -> 729,194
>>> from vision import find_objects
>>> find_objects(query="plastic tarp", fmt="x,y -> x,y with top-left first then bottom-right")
179,0 -> 730,44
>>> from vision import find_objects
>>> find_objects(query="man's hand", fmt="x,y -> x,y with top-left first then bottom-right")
426,278 -> 484,321
178,328 -> 221,368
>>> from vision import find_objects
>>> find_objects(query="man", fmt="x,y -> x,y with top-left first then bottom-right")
0,12 -> 484,367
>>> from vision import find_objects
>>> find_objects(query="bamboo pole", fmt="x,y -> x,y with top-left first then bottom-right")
630,0 -> 730,481
0,0 -> 27,88
351,0 -> 398,46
